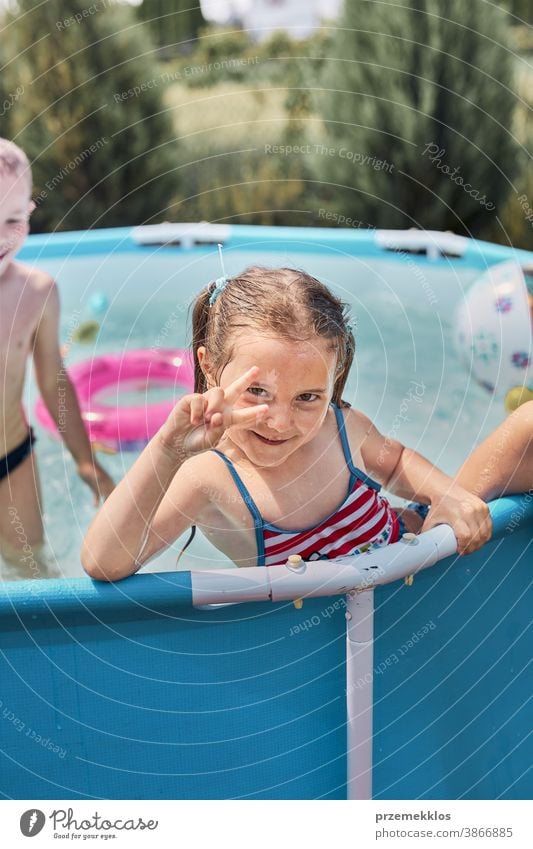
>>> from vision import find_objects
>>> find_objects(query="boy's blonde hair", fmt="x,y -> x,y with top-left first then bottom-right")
0,138 -> 31,187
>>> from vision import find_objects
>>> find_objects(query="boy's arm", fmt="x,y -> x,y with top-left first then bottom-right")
32,277 -> 114,503
348,409 -> 491,555
455,401 -> 533,500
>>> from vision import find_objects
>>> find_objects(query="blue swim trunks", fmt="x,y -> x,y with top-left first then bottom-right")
396,502 -> 429,536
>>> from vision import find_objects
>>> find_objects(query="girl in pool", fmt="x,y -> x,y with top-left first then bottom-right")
82,266 -> 517,581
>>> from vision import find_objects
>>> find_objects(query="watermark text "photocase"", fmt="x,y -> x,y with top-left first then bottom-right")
0,85 -> 24,118
421,143 -> 495,211
7,506 -> 42,577
50,807 -> 158,832
377,380 -> 426,466
506,485 -> 533,532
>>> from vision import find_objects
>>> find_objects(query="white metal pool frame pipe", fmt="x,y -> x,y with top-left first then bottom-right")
346,588 -> 375,800
191,525 -> 458,800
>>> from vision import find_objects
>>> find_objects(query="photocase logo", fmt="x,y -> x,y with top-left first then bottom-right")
20,809 -> 46,837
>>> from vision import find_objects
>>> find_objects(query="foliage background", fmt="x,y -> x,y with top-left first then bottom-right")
0,0 -> 531,249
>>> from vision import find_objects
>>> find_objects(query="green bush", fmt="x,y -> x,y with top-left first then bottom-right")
163,25 -> 332,89
175,26 -> 257,88
313,0 -> 519,235
193,24 -> 250,63
497,0 -> 533,25
487,162 -> 533,251
483,71 -> 533,251
4,0 -> 179,232
137,0 -> 205,55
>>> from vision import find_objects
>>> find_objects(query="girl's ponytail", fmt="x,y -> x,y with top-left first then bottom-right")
191,287 -> 211,393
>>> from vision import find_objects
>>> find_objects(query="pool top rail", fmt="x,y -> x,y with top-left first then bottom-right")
17,224 -> 533,268
1,494 -> 530,625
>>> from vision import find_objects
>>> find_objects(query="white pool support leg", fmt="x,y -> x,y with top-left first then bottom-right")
191,524 -> 459,801
346,589 -> 375,800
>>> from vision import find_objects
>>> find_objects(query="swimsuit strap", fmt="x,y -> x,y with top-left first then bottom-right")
210,449 -> 266,566
330,403 -> 382,492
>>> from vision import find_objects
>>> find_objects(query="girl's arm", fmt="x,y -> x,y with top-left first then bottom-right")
455,401 -> 533,501
349,409 -> 492,555
81,431 -> 200,581
82,367 -> 268,581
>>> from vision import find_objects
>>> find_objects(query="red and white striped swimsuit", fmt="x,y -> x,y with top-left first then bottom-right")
212,403 -> 400,567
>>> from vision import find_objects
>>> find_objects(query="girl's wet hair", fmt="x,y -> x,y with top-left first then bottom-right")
191,265 -> 355,407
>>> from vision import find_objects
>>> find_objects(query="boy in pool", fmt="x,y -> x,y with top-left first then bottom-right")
0,138 -> 114,580
82,266 -> 514,582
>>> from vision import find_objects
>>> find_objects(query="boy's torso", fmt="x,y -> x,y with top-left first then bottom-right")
0,261 -> 48,454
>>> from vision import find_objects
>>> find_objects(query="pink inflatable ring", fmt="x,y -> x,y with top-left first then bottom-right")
35,348 -> 194,452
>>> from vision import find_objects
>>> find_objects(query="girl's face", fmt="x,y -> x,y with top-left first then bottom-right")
199,330 -> 338,468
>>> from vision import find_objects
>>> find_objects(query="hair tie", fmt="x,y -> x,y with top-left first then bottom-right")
209,275 -> 228,306
209,243 -> 229,306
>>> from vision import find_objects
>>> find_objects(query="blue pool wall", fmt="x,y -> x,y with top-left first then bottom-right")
1,496 -> 531,800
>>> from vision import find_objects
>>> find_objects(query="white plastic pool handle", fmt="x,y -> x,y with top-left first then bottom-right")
191,525 -> 458,605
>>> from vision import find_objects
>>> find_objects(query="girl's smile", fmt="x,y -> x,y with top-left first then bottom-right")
251,431 -> 291,446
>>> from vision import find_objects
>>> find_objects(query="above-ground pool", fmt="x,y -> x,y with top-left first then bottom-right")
2,224 -> 532,801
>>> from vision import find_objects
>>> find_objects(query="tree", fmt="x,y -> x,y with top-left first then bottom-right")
0,11 -> 20,140
497,0 -> 533,25
313,0 -> 519,234
4,0 -> 180,232
137,0 -> 205,55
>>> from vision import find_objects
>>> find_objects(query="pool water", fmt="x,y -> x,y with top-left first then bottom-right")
21,248 -> 504,578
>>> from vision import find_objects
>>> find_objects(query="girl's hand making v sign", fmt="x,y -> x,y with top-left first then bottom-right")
81,365 -> 270,581
159,366 -> 269,459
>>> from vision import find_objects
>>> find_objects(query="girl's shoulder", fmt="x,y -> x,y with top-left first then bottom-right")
335,404 -> 395,482
178,446 -> 257,513
178,449 -> 227,500
336,403 -> 376,443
